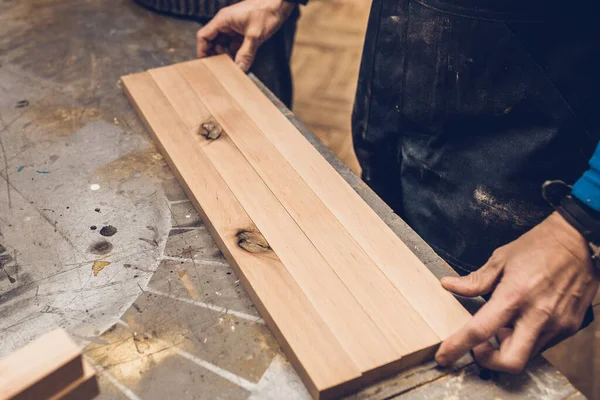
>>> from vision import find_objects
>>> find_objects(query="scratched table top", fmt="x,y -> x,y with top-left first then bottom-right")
0,0 -> 584,399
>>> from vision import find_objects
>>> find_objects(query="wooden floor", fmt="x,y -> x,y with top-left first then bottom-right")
291,0 -> 368,175
544,293 -> 600,400
291,1 -> 600,399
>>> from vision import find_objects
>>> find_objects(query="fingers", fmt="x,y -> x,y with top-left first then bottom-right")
436,285 -> 519,366
441,260 -> 502,297
474,314 -> 545,374
234,33 -> 260,72
196,16 -> 260,72
532,330 -> 558,355
196,13 -> 232,58
533,291 -> 594,353
496,326 -> 513,343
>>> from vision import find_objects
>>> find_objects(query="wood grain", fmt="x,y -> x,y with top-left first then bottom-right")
203,54 -> 471,340
122,72 -> 363,399
122,55 -> 470,398
146,65 -> 418,376
172,61 -> 439,354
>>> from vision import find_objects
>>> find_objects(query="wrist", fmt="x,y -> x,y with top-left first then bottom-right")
542,180 -> 600,270
547,212 -> 592,265
264,0 -> 295,17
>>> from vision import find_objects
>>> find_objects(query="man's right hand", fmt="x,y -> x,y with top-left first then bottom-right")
196,0 -> 295,72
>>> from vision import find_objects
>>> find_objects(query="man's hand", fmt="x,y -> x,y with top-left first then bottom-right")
196,0 -> 295,72
435,212 -> 599,373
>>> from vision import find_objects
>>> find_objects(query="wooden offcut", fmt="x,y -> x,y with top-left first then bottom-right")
0,328 -> 98,400
122,54 -> 471,399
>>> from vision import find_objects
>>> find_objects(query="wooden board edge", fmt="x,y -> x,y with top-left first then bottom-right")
317,344 -> 440,400
50,360 -> 98,400
121,73 -> 362,398
172,60 -> 441,355
2,328 -> 84,400
199,55 -> 471,339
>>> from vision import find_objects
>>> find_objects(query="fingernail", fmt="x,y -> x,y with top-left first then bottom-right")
435,354 -> 448,366
236,62 -> 248,72
442,276 -> 458,282
440,276 -> 457,286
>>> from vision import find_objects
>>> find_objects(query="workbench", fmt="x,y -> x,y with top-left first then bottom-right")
0,0 -> 583,398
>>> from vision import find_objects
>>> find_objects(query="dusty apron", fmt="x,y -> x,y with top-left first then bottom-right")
353,0 -> 600,323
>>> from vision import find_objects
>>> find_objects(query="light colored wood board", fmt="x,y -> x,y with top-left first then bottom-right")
0,328 -> 83,400
122,72 -> 362,399
50,359 -> 98,400
292,101 -> 354,132
203,54 -> 471,340
291,0 -> 365,174
145,65 -> 409,375
543,303 -> 600,400
170,62 -> 440,354
292,47 -> 363,106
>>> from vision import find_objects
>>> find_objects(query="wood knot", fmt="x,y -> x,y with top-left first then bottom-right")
236,230 -> 271,253
198,121 -> 223,140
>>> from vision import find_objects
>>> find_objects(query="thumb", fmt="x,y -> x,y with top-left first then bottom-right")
196,12 -> 232,58
235,34 -> 260,72
441,262 -> 502,297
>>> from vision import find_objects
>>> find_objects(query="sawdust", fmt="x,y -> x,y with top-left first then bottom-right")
94,149 -> 171,184
178,269 -> 201,301
92,260 -> 111,276
84,322 -> 176,386
472,185 -> 543,227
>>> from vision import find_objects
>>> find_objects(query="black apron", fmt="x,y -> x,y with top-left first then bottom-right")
353,0 -> 600,276
353,0 -> 599,327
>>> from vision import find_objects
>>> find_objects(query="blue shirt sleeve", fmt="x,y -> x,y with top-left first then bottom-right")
572,142 -> 600,212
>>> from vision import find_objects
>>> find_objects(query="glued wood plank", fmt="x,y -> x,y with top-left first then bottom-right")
203,54 -> 471,340
123,56 -> 471,399
146,65 -> 408,376
49,360 -> 98,400
122,72 -> 362,399
0,328 -> 83,400
170,62 -> 440,354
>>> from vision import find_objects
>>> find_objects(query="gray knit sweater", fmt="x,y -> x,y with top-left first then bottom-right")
134,0 -> 241,20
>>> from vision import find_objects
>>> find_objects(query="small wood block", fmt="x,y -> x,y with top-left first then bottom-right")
0,328 -> 84,400
50,360 -> 99,400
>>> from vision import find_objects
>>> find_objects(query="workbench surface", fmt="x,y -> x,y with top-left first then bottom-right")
0,0 -> 583,398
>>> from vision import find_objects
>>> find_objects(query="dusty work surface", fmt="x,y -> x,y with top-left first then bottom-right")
0,0 -> 584,399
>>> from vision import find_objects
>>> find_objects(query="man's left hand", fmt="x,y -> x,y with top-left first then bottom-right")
435,212 -> 599,373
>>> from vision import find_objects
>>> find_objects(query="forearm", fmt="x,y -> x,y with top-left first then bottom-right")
572,142 -> 600,212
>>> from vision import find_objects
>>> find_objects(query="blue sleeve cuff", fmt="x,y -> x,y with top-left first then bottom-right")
572,142 -> 600,212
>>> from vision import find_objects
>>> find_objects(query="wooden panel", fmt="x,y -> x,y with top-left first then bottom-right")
169,61 -> 439,354
202,54 -> 471,340
146,65 -> 440,381
122,72 -> 362,399
122,55 -> 470,398
0,328 -> 83,400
